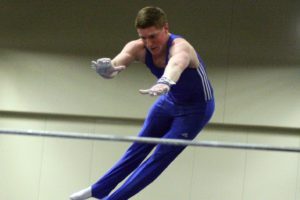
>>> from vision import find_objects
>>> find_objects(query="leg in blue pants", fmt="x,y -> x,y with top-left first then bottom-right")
105,99 -> 214,200
92,97 -> 173,199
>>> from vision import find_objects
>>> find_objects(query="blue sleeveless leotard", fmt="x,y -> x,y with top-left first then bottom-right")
145,33 -> 214,104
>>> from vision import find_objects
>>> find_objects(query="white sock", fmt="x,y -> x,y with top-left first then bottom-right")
70,186 -> 92,200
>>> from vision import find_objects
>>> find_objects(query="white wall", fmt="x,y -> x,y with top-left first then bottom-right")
1,49 -> 299,127
0,49 -> 155,118
1,114 -> 300,200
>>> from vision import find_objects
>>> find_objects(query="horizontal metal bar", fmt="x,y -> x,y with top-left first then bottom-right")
0,129 -> 299,153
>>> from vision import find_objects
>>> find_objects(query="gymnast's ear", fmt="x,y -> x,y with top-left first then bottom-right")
163,23 -> 169,32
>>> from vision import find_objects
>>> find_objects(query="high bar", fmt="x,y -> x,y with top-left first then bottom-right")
0,129 -> 299,153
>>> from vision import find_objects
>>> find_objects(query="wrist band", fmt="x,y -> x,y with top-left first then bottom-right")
157,76 -> 176,87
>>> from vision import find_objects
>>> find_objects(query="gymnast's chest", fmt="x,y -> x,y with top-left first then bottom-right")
152,56 -> 167,68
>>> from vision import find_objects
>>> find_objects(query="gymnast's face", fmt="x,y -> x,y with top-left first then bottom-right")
137,24 -> 169,56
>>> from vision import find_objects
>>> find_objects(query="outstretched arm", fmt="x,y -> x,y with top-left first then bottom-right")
140,40 -> 191,96
161,40 -> 191,82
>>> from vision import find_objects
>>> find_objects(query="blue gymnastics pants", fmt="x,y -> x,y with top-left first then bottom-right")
92,95 -> 214,200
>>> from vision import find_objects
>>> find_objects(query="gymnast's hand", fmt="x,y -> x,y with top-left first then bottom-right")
139,76 -> 175,96
91,58 -> 125,79
139,83 -> 170,96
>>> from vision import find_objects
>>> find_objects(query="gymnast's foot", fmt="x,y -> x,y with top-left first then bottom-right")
70,186 -> 92,200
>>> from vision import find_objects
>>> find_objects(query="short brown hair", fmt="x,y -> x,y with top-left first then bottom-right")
135,6 -> 168,29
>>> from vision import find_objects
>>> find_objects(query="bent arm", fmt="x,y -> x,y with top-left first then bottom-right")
93,40 -> 142,79
111,40 -> 142,68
